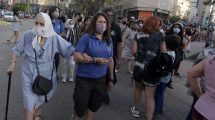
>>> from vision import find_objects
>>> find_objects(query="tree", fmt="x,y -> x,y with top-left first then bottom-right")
203,0 -> 215,5
169,15 -> 181,24
73,0 -> 114,16
13,3 -> 29,13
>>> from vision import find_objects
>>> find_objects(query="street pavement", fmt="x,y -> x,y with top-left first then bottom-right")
0,20 -> 205,120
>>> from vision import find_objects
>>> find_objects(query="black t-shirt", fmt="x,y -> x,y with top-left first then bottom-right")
134,32 -> 165,64
110,22 -> 122,57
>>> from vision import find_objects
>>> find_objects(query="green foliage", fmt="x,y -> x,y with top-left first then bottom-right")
203,0 -> 215,5
169,15 -> 181,23
13,3 -> 29,13
73,0 -> 114,16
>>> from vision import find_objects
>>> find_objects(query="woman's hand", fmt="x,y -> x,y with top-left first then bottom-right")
7,63 -> 15,74
82,53 -> 93,63
107,81 -> 113,92
95,58 -> 109,65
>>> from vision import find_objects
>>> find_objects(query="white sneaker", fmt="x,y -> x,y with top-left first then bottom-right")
62,78 -> 67,83
131,106 -> 140,118
68,77 -> 74,82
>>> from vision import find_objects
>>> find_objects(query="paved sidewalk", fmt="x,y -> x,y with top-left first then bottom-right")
0,20 -> 203,120
0,42 -> 194,120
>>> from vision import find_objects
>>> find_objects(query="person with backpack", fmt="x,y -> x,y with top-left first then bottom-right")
131,16 -> 166,120
154,34 -> 181,116
165,23 -> 185,89
7,12 -> 74,120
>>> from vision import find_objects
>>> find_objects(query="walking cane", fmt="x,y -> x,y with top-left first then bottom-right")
5,72 -> 12,120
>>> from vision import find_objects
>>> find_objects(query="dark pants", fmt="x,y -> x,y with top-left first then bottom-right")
54,53 -> 60,72
73,76 -> 106,117
154,82 -> 167,115
193,108 -> 208,120
113,56 -> 117,82
186,95 -> 198,120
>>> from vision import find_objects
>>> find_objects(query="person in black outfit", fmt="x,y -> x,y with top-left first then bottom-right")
103,8 -> 123,104
165,23 -> 184,89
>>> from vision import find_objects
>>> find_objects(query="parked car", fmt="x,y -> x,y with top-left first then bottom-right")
0,9 -> 4,18
4,11 -> 14,22
18,11 -> 24,19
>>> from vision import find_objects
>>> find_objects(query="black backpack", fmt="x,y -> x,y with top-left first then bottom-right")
144,52 -> 174,77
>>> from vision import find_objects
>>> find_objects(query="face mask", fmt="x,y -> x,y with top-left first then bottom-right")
69,24 -> 74,29
173,28 -> 180,34
96,23 -> 106,34
139,24 -> 143,27
33,26 -> 46,37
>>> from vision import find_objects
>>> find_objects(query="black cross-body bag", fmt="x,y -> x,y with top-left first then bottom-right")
32,41 -> 54,103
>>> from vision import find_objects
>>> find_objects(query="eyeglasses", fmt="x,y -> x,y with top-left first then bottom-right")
35,22 -> 44,26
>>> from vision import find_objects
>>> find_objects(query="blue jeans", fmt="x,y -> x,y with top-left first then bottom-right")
154,82 -> 167,115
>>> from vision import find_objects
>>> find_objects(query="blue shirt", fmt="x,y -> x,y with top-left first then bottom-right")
52,19 -> 65,35
75,33 -> 113,79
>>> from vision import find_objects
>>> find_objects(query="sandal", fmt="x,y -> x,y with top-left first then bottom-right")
33,115 -> 42,120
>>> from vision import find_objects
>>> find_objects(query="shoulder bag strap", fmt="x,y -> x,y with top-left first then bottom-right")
33,48 -> 40,75
51,37 -> 55,80
121,25 -> 127,34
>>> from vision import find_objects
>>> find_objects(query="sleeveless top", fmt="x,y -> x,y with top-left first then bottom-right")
134,31 -> 164,64
195,55 -> 215,120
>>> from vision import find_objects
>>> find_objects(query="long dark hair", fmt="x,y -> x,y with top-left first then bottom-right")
48,6 -> 60,20
166,23 -> 184,41
87,12 -> 111,45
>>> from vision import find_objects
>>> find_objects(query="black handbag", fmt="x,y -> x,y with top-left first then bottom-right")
32,48 -> 54,103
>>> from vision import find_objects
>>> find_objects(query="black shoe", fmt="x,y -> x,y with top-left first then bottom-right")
104,95 -> 110,105
159,110 -> 163,114
167,84 -> 173,89
174,72 -> 180,76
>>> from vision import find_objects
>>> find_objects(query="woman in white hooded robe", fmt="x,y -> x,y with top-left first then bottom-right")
7,12 -> 74,120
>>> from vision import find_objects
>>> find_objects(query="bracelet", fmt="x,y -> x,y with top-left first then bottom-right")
109,78 -> 114,83
93,57 -> 97,64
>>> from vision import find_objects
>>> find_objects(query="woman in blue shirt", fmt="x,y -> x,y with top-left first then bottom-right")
72,12 -> 114,120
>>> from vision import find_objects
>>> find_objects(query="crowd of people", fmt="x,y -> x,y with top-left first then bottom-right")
6,6 -> 215,120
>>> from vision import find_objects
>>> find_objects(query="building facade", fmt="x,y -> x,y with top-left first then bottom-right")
123,0 -> 175,20
187,0 -> 215,27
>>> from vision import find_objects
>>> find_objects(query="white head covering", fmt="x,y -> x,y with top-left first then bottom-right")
32,12 -> 55,48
